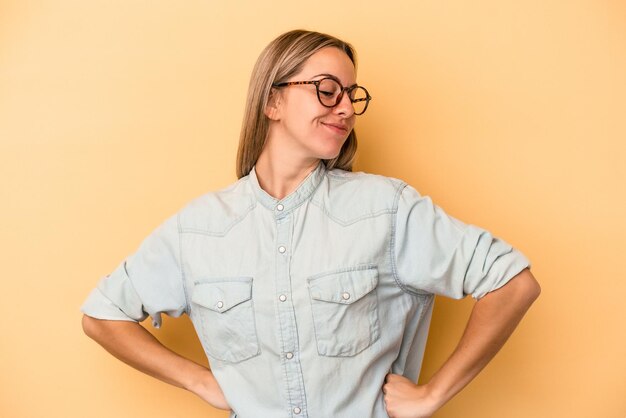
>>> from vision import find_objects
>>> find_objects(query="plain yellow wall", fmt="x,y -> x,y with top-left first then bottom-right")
1,1 -> 624,417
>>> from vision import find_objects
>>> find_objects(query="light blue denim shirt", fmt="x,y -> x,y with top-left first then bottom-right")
81,161 -> 530,418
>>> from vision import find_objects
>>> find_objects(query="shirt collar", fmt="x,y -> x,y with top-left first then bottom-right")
248,161 -> 326,214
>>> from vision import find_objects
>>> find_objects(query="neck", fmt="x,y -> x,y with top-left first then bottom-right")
254,139 -> 321,200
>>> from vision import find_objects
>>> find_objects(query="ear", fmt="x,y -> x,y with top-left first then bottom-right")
264,88 -> 282,121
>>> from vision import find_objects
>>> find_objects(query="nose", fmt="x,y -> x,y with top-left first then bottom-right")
334,90 -> 355,117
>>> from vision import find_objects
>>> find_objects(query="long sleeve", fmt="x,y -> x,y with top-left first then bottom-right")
393,184 -> 530,300
81,212 -> 188,328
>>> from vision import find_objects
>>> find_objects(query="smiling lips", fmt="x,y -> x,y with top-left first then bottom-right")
322,122 -> 349,134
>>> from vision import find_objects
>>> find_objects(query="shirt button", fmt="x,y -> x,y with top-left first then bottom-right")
293,407 -> 301,414
216,301 -> 224,309
276,204 -> 284,211
279,294 -> 287,302
342,292 -> 350,301
285,352 -> 294,359
278,246 -> 286,253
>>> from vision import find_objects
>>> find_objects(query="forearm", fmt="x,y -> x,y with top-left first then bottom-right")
81,315 -> 227,409
426,268 -> 541,408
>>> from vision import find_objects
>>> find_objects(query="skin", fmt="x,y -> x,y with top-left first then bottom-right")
82,46 -> 541,417
81,316 -> 229,409
255,46 -> 356,199
81,47 -> 356,413
382,268 -> 540,417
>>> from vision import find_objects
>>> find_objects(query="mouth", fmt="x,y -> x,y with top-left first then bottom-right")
321,122 -> 349,134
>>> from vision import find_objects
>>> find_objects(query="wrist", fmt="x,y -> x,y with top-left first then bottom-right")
421,380 -> 449,411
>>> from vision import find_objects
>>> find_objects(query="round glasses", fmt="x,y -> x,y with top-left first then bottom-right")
272,77 -> 372,115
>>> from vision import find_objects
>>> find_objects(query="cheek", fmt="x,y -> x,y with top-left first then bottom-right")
287,99 -> 317,120
342,119 -> 356,135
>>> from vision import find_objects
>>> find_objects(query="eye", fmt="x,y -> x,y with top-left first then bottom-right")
318,78 -> 340,98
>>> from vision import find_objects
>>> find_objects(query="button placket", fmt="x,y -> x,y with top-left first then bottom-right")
274,211 -> 307,417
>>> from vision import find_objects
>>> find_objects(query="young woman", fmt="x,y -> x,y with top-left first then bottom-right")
81,29 -> 540,418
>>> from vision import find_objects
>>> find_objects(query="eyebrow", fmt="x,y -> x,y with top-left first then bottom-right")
310,73 -> 340,81
310,73 -> 357,87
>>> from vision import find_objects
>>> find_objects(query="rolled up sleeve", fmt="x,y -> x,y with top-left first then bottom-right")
393,185 -> 530,300
80,213 -> 188,328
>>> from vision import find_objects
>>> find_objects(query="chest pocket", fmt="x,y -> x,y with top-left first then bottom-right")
191,277 -> 260,363
307,265 -> 380,357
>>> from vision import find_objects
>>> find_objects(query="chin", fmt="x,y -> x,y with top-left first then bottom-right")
316,148 -> 342,161
318,141 -> 347,160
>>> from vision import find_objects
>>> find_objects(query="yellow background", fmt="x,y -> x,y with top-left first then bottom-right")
1,1 -> 624,417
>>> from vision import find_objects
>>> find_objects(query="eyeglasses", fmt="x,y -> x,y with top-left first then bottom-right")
272,77 -> 372,115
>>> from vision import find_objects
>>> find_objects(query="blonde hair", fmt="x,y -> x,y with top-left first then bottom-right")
236,29 -> 359,179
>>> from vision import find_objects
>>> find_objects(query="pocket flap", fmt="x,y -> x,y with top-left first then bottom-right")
308,266 -> 378,305
192,277 -> 253,313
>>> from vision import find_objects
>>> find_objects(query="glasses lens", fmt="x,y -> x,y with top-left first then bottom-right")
317,78 -> 341,107
350,87 -> 369,115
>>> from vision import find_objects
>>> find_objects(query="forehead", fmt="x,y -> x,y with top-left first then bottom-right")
295,47 -> 356,85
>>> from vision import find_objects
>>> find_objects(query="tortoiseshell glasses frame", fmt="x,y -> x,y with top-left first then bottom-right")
272,77 -> 372,115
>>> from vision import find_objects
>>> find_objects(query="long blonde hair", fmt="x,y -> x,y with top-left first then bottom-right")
236,29 -> 359,179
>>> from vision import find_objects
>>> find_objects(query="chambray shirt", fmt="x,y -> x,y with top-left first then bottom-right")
81,161 -> 530,418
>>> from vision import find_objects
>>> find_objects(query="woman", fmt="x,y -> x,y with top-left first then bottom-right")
81,29 -> 540,418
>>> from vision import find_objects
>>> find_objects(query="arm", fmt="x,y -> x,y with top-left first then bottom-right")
82,315 -> 230,410
383,268 -> 541,418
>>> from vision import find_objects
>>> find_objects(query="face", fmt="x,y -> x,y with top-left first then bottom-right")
266,47 -> 357,164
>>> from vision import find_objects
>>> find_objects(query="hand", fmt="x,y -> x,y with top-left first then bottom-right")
188,368 -> 231,410
383,373 -> 440,418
